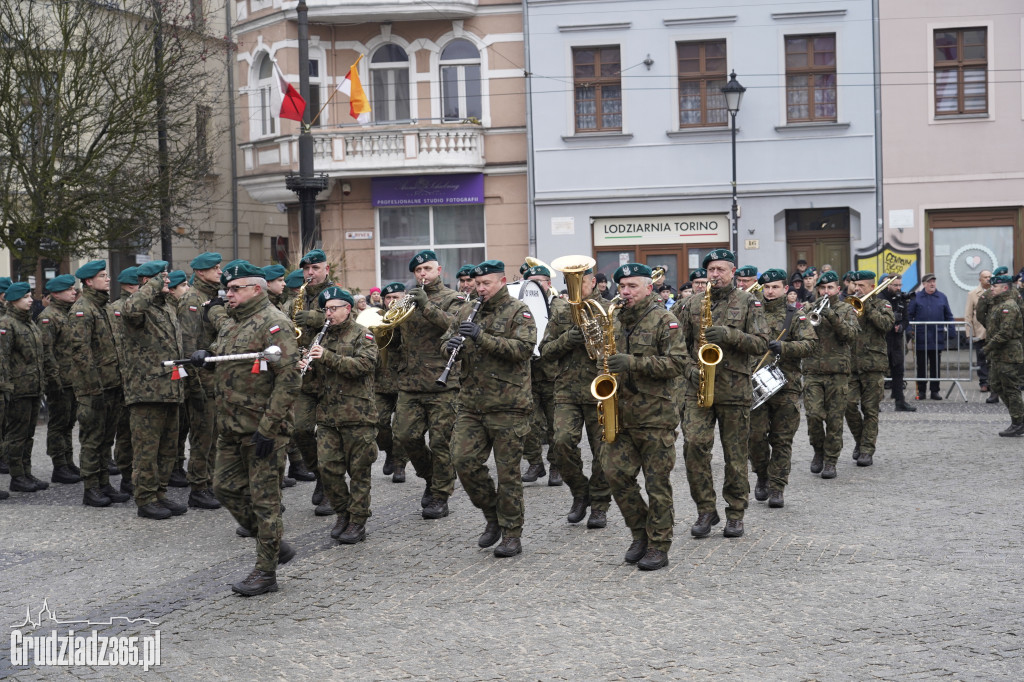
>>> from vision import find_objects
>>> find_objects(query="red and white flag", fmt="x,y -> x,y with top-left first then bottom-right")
272,59 -> 306,122
336,58 -> 371,124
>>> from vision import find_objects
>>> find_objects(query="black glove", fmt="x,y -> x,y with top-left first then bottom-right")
190,350 -> 212,367
459,320 -> 482,341
606,353 -> 631,374
686,366 -> 701,387
251,431 -> 275,460
408,287 -> 429,307
445,336 -> 464,354
768,340 -> 782,356
704,325 -> 728,346
566,328 -> 584,347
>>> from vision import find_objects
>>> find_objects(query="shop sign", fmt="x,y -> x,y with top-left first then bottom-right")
372,173 -> 484,207
593,214 -> 728,246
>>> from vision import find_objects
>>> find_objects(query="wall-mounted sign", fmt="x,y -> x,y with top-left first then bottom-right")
745,239 -> 759,250
593,214 -> 729,246
345,231 -> 373,240
371,173 -> 484,207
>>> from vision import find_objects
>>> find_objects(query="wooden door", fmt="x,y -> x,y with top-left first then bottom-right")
639,247 -> 682,291
788,234 -> 849,274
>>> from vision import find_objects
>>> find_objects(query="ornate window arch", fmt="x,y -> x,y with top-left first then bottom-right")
439,39 -> 481,122
253,51 -> 276,137
370,44 -> 411,123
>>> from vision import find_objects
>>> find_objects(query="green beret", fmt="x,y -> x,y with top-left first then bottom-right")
736,265 -> 758,278
613,263 -> 653,283
843,270 -> 857,281
689,268 -> 708,281
190,252 -> 222,270
471,260 -> 505,277
991,273 -> 1013,285
117,267 -> 139,285
262,264 -> 286,281
285,269 -> 305,288
75,260 -> 107,281
803,267 -> 817,277
318,286 -> 354,308
457,264 -> 475,278
519,262 -> 531,275
524,265 -> 551,279
220,260 -> 264,285
137,260 -> 169,278
5,281 -> 30,301
993,266 -> 1009,276
757,268 -> 788,285
408,249 -> 438,272
0,277 -> 12,293
300,249 -> 327,267
816,270 -> 839,286
45,274 -> 76,293
382,282 -> 406,296
702,249 -> 736,269
168,270 -> 188,288
854,270 -> 876,282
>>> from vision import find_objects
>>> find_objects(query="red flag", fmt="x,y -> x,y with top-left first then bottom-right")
273,59 -> 306,122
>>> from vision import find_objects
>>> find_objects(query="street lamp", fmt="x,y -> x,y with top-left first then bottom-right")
722,71 -> 745,254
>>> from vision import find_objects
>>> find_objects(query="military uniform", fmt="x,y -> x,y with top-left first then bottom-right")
109,288 -> 135,482
373,337 -> 400,473
844,289 -> 894,465
983,288 -> 1024,432
0,315 -> 11,477
287,278 -> 332,477
523,295 -> 566,479
39,295 -> 79,477
178,275 -> 221,498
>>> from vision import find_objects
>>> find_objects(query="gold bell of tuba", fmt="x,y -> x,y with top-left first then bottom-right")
355,293 -> 417,349
551,255 -> 606,361
696,285 -> 723,408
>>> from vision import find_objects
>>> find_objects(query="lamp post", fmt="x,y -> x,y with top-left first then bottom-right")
722,71 -> 745,255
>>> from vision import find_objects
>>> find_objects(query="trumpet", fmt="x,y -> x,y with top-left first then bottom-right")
850,277 -> 893,317
807,297 -> 831,326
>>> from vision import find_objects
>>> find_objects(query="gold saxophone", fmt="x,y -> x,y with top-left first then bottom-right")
590,296 -> 622,443
292,276 -> 312,339
696,285 -> 723,408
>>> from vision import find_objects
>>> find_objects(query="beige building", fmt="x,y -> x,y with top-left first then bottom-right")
233,0 -> 528,291
879,1 -> 1024,316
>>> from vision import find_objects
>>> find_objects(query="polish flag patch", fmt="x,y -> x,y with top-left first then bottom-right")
1002,309 -> 1010,314
799,315 -> 807,321
269,325 -> 281,334
75,311 -> 85,317
753,301 -> 762,307
0,329 -> 6,335
668,321 -> 678,329
189,305 -> 198,312
114,311 -> 121,317
365,333 -> 374,341
523,312 -> 532,319
40,318 -> 49,324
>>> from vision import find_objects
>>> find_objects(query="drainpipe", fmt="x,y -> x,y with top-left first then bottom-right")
522,0 -> 537,257
227,1 -> 239,259
872,0 -> 884,275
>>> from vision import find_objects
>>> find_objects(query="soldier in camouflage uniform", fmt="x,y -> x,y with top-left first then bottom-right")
735,265 -> 759,293
456,263 -> 476,297
803,270 -> 860,479
68,261 -> 131,507
204,261 -> 300,596
300,286 -> 378,543
168,271 -> 193,488
376,282 -> 405,478
393,250 -> 466,517
845,271 -> 895,468
2,282 -> 59,493
121,260 -> 187,519
262,264 -> 289,312
747,269 -> 817,509
0,288 -> 10,490
39,275 -> 83,484
598,263 -> 686,571
444,260 -> 535,557
109,267 -> 139,493
177,253 -> 223,509
538,264 -> 611,528
680,250 -> 769,541
983,273 -> 1024,436
670,268 -> 710,428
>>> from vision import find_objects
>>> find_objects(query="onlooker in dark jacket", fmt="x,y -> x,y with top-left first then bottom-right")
907,273 -> 955,400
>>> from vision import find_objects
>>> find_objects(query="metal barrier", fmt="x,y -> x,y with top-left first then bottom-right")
899,320 -> 972,402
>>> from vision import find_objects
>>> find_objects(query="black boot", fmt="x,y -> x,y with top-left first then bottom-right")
768,489 -> 784,508
231,569 -> 278,596
567,497 -> 588,524
851,445 -> 861,462
754,473 -> 768,501
83,487 -> 112,507
338,522 -> 366,545
547,466 -> 563,486
690,510 -> 720,538
100,483 -> 131,503
391,465 -> 406,483
280,476 -> 296,488
314,498 -> 334,516
381,451 -> 394,476
10,476 -> 39,493
289,461 -> 316,482
422,498 -> 449,519
311,477 -> 324,506
521,463 -> 545,482
624,537 -> 648,564
51,466 -> 82,484
999,421 -> 1024,437
857,451 -> 874,467
26,474 -> 49,491
493,536 -> 522,557
120,478 -> 135,495
188,488 -> 221,509
168,467 -> 188,487
106,459 -> 121,477
894,400 -> 917,412
330,514 -> 350,540
478,520 -> 501,548
810,451 -> 824,474
157,497 -> 188,516
421,482 -> 434,508
821,462 -> 837,479
138,502 -> 172,520
586,509 -> 607,529
637,548 -> 669,571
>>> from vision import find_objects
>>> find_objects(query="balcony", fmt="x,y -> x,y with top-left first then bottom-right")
286,0 -> 479,22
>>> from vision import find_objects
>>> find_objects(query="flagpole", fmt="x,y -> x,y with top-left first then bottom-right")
309,54 -> 364,128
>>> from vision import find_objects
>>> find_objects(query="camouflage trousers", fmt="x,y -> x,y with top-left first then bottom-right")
0,394 -> 7,470
130,403 -> 180,506
78,389 -> 120,489
604,427 -> 677,551
290,391 -> 319,474
45,385 -> 77,468
176,406 -> 188,470
990,360 -> 1024,422
804,373 -> 850,465
749,389 -> 801,491
683,402 -> 750,520
374,392 -> 398,459
550,401 -> 610,511
394,390 -> 457,502
214,431 -> 284,573
114,400 -> 133,479
5,397 -> 41,478
186,392 -> 217,491
317,424 -> 377,523
845,371 -> 884,456
523,380 -> 554,466
452,410 -> 530,538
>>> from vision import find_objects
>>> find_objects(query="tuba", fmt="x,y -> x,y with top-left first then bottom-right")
696,285 -> 723,408
551,255 -> 605,361
850,277 -> 892,317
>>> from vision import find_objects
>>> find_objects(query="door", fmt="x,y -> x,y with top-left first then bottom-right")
788,236 -> 849,274
641,249 -> 681,291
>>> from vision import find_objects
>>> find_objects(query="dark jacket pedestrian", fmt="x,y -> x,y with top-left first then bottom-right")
907,275 -> 955,397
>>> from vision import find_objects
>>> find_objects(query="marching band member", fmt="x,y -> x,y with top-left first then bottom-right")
376,282 -> 406,479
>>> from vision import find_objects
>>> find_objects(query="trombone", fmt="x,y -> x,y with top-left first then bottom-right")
850,277 -> 893,317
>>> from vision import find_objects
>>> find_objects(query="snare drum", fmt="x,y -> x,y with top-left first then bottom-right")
751,364 -> 787,410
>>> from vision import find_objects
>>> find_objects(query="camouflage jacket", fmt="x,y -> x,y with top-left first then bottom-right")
802,296 -> 859,375
120,275 -> 185,405
269,290 -> 291,312
178,277 -> 220,396
109,292 -> 131,371
0,318 -> 10,394
68,286 -> 122,396
539,290 -> 606,405
311,317 -> 378,427
287,278 -> 332,395
756,297 -> 817,392
212,292 -> 300,437
395,279 -> 466,393
982,290 -> 1023,364
851,294 -> 895,374
443,285 -> 535,414
374,332 -> 401,394
611,293 -> 687,428
39,298 -> 76,388
0,306 -> 57,398
531,296 -> 568,385
977,287 -> 1024,338
680,284 -> 769,406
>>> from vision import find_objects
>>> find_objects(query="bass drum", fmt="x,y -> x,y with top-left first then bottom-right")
505,280 -> 549,357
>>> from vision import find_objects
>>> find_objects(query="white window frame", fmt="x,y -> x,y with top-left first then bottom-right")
253,52 -> 276,138
439,40 -> 482,122
370,44 -> 412,124
927,19 -> 996,125
375,205 -> 487,286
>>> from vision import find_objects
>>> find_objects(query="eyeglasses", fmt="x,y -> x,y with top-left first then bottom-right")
324,304 -> 350,311
226,284 -> 256,293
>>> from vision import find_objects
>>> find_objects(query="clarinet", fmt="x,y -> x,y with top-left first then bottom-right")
436,299 -> 482,387
300,319 -> 332,377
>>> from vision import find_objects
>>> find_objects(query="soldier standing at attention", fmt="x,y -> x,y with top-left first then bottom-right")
376,282 -> 405,479
2,282 -> 59,494
845,271 -> 895,467
262,265 -> 289,311
299,286 -> 378,544
68,261 -> 131,507
539,263 -> 612,528
394,250 -> 466,518
804,270 -> 859,479
40,274 -> 83,484
680,250 -> 768,541
177,253 -> 224,510
203,261 -> 300,596
446,260 -> 536,557
456,264 -> 476,297
122,260 -> 186,519
983,273 -> 1024,436
109,267 -> 139,493
747,269 -> 817,509
168,270 -> 193,489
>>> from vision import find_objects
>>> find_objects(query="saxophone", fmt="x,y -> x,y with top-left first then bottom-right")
696,286 -> 723,408
590,296 -> 622,444
292,276 -> 312,339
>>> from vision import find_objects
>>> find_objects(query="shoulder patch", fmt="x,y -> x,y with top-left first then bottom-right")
40,318 -> 49,324
668,321 -> 679,329
457,295 -> 466,301
114,311 -> 121,317
75,311 -> 85,317
884,302 -> 891,308
365,333 -> 374,341
0,329 -> 5,335
269,324 -> 281,334
799,315 -> 807,321
753,301 -> 762,307
523,311 -> 532,319
1002,309 -> 1010,314
189,305 -> 198,312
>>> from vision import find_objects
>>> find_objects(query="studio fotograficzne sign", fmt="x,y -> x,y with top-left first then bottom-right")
593,214 -> 729,246
371,173 -> 484,207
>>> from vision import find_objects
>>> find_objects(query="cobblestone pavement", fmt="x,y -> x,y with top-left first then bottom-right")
1,385 -> 1022,680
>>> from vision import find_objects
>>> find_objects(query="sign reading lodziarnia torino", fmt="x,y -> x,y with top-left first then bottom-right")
593,214 -> 729,246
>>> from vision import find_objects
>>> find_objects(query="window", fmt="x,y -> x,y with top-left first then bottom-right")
190,0 -> 204,31
440,39 -> 482,122
573,46 -> 621,132
196,105 -> 211,171
677,40 -> 727,128
308,59 -> 322,126
378,205 -> 485,285
934,28 -> 987,116
256,53 -> 275,136
785,34 -> 837,123
371,44 -> 411,123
